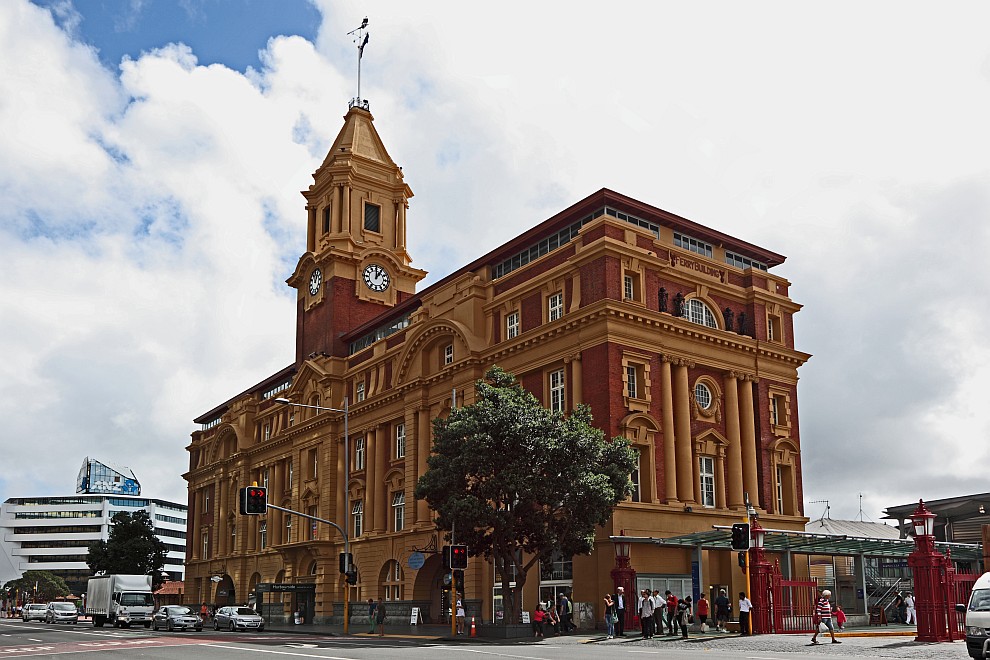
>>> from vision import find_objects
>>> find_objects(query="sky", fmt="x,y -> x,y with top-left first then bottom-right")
2,0 -> 990,526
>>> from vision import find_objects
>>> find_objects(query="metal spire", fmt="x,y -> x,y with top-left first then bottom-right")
347,17 -> 370,110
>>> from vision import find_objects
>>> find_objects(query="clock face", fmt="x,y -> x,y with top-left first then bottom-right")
363,264 -> 390,292
308,268 -> 322,296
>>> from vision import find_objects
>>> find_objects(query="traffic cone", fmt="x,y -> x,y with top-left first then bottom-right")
470,616 -> 477,637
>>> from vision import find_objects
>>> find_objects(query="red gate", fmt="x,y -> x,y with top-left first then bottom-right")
947,566 -> 977,635
769,562 -> 819,633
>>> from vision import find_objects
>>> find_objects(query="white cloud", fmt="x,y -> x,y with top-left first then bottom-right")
2,0 -> 990,523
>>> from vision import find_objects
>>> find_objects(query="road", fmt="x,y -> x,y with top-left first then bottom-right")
0,619 -> 973,659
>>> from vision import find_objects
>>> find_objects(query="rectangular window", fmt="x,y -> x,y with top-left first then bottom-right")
548,292 -> 563,322
352,501 -> 363,537
307,448 -> 318,480
262,468 -> 270,490
308,505 -> 318,540
356,381 -> 365,402
285,515 -> 292,544
395,423 -> 406,459
263,422 -> 271,442
505,312 -> 519,339
204,492 -> 211,513
624,275 -> 634,300
674,232 -> 714,258
767,314 -> 782,343
626,365 -> 638,399
699,456 -> 716,508
392,492 -> 405,532
322,207 -> 331,234
549,368 -> 566,413
202,530 -> 209,558
771,393 -> 788,427
443,344 -> 454,365
354,437 -> 366,470
229,523 -> 236,552
630,450 -> 641,503
364,203 -> 381,232
288,410 -> 295,427
286,460 -> 293,490
259,522 -> 267,550
776,465 -> 785,515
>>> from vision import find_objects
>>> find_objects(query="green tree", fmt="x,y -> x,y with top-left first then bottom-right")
3,570 -> 71,602
87,510 -> 168,590
415,365 -> 637,625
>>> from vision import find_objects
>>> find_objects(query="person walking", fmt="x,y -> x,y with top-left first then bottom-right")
904,592 -> 916,625
456,596 -> 466,635
835,604 -> 847,631
696,594 -> 710,632
603,593 -> 616,639
367,598 -> 377,634
613,586 -> 626,637
375,597 -> 387,637
811,589 -> 840,645
714,588 -> 730,632
738,592 -> 753,636
891,592 -> 904,623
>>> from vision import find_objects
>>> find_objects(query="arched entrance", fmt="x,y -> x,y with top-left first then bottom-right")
214,575 -> 235,607
412,553 -> 446,624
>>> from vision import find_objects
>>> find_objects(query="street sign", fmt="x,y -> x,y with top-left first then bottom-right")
408,552 -> 425,570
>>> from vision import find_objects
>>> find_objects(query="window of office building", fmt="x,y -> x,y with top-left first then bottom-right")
549,368 -> 565,413
548,292 -> 563,321
395,423 -> 406,459
352,501 -> 363,537
505,311 -> 520,340
699,456 -> 716,508
392,492 -> 405,532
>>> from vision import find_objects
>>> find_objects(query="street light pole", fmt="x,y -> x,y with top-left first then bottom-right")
274,396 -> 350,634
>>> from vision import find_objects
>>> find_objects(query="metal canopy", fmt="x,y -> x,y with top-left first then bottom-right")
610,530 -> 983,561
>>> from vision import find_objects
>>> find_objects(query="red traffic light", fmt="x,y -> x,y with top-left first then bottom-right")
450,545 -> 468,570
239,486 -> 268,515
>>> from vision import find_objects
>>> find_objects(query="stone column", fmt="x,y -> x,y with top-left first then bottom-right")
374,425 -> 388,532
365,430 -> 377,533
739,377 -> 759,504
723,372 -> 745,510
660,357 -> 678,502
566,355 -> 583,406
673,361 -> 695,504
336,438 -> 346,537
715,449 -> 728,509
416,407 -> 431,523
213,477 -> 223,555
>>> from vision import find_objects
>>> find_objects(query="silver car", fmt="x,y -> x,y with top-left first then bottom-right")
213,606 -> 264,632
21,604 -> 48,622
152,605 -> 203,632
46,602 -> 79,624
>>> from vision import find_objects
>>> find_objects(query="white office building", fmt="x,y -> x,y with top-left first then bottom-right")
0,460 -> 187,594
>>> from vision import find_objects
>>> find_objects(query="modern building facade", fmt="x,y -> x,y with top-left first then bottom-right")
0,494 -> 188,595
75,457 -> 141,496
183,101 -> 811,625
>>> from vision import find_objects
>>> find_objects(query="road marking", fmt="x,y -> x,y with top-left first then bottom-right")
202,644 -> 356,659
25,640 -> 41,643
437,650 -> 551,660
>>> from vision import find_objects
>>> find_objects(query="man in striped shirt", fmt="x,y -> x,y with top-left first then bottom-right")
811,589 -> 841,645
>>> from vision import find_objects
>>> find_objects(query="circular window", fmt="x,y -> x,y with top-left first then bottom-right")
694,383 -> 712,409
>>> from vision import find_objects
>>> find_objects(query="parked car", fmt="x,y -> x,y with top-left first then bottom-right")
213,606 -> 264,632
46,602 -> 79,625
152,605 -> 203,632
21,604 -> 48,622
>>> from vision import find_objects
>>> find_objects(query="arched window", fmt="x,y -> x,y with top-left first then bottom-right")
685,299 -> 718,329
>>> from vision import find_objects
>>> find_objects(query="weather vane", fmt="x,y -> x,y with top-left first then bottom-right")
347,17 -> 370,110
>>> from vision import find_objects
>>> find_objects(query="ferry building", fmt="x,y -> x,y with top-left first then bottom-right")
183,97 -> 811,625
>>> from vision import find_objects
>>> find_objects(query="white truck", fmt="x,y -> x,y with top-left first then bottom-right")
86,574 -> 155,628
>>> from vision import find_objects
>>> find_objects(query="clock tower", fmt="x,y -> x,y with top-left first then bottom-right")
287,104 -> 426,362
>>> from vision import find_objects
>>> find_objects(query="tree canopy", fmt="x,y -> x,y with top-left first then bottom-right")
415,365 -> 637,624
3,570 -> 71,601
87,510 -> 169,590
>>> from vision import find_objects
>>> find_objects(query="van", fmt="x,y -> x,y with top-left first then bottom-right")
958,572 -> 990,659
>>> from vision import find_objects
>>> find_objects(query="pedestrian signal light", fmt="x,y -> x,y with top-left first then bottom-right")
453,569 -> 464,592
450,545 -> 468,570
339,552 -> 353,574
345,568 -> 358,585
730,523 -> 750,551
738,551 -> 747,569
239,486 -> 268,515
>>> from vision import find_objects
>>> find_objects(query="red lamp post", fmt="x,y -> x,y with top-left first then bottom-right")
610,530 -> 637,632
748,518 -> 772,634
907,499 -> 950,642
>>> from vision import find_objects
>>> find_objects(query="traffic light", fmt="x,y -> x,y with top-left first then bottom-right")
442,545 -> 451,569
339,552 -> 353,574
730,523 -> 750,551
453,569 -> 464,592
345,568 -> 358,585
239,486 -> 268,515
738,552 -> 747,569
450,545 -> 468,569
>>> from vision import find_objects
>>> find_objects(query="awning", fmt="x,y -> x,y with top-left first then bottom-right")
610,529 -> 983,562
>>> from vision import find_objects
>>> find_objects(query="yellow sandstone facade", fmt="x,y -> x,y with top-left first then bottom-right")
183,104 -> 810,625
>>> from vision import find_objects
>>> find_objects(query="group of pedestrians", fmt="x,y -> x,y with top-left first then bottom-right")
603,586 -> 714,639
891,591 -> 916,624
531,592 -> 574,638
365,597 -> 388,636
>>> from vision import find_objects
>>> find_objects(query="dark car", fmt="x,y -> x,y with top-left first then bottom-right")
213,606 -> 264,632
152,605 -> 203,632
46,602 -> 79,624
